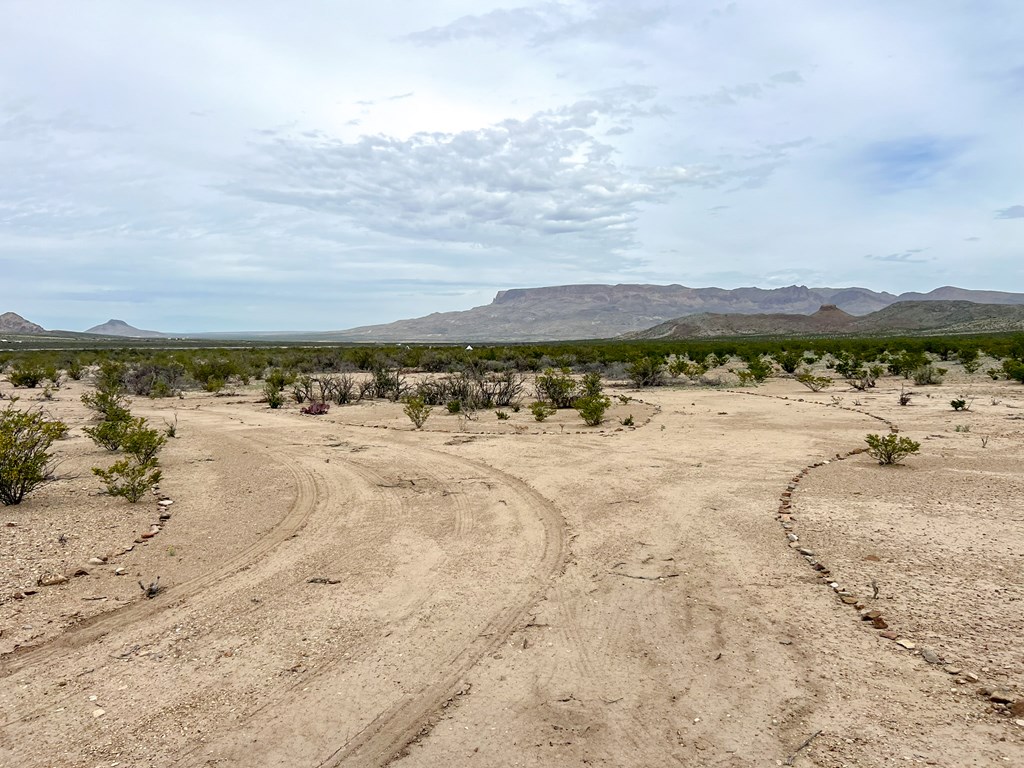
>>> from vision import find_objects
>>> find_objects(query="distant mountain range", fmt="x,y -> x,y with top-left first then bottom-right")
628,301 -> 1024,339
5,284 -> 1024,343
311,284 -> 1024,342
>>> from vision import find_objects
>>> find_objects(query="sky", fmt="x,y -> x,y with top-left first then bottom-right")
1,1 -> 1023,332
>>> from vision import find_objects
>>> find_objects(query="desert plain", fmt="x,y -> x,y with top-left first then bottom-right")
1,368 -> 1022,767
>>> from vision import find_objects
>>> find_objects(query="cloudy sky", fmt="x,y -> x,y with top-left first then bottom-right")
2,1 -> 1022,332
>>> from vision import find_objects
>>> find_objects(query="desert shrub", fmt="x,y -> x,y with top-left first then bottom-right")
292,375 -> 314,404
120,418 -> 167,464
1002,359 -> 1024,383
620,414 -> 635,426
795,372 -> 832,392
626,357 -> 665,388
65,359 -> 85,381
773,350 -> 804,374
265,368 -> 295,390
402,395 -> 432,429
187,356 -> 239,392
84,415 -> 132,451
123,362 -> 187,397
888,351 -> 928,378
495,410 -> 510,420
8,362 -> 46,388
898,385 -> 912,406
446,400 -> 461,414
864,433 -> 921,465
0,405 -> 67,505
263,381 -> 284,409
535,368 -> 578,408
575,394 -> 611,426
668,356 -> 706,379
300,401 -> 330,415
911,364 -> 945,385
530,400 -> 557,422
579,371 -> 603,398
93,459 -> 161,503
318,373 -> 357,405
950,398 -> 967,411
958,348 -> 981,374
744,356 -> 773,383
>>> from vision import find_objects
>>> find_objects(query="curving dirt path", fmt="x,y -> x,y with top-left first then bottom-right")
2,377 -> 1022,767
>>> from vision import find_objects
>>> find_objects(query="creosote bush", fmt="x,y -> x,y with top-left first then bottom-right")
402,395 -> 432,429
530,400 -> 557,422
795,372 -> 833,392
0,405 -> 67,505
575,394 -> 611,426
93,459 -> 162,503
864,433 -> 921,465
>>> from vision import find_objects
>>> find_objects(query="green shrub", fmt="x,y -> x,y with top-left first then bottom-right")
0,405 -> 67,505
530,400 -> 557,422
620,414 -> 635,426
120,418 -> 167,464
795,372 -> 833,392
8,362 -> 45,388
495,410 -> 510,420
92,459 -> 161,503
402,395 -> 432,429
84,416 -> 132,452
911,364 -> 945,386
864,433 -> 921,465
535,368 -> 578,408
950,398 -> 967,411
263,382 -> 284,409
579,371 -> 603,398
575,394 -> 611,426
773,350 -> 804,374
626,357 -> 665,388
446,400 -> 461,414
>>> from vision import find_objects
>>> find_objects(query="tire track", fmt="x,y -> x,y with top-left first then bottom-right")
0,423 -> 321,679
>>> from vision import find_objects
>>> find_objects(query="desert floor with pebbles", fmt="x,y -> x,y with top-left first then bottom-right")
1,371 -> 1022,767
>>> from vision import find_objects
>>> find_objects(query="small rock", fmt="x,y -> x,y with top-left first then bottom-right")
114,567 -> 126,576
88,695 -> 97,701
1010,700 -> 1024,718
871,617 -> 888,629
797,548 -> 815,557
990,690 -> 1015,704
159,512 -> 171,521
840,596 -> 858,605
896,639 -> 916,650
92,708 -> 105,718
141,532 -> 155,539
72,568 -> 90,577
786,533 -> 798,542
1014,719 -> 1024,728
87,557 -> 106,566
157,499 -> 173,507
880,630 -> 898,640
921,648 -> 941,664
944,666 -> 962,676
965,672 -> 979,683
38,574 -> 68,587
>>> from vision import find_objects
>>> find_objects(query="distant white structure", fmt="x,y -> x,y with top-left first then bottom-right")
466,345 -> 473,351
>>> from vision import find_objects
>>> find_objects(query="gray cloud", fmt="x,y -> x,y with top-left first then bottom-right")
995,204 -> 1024,219
865,249 -> 929,264
692,70 -> 805,106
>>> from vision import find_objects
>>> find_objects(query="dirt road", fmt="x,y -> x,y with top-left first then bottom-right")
1,377 -> 1021,766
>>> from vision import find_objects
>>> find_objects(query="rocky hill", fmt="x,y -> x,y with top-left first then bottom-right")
629,301 -> 1024,339
319,284 -> 1024,342
85,319 -> 166,338
0,312 -> 45,334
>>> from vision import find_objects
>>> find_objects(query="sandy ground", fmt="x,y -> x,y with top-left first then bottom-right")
1,369 -> 1022,767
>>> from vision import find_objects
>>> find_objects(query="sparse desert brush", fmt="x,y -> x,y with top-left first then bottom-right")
263,381 -> 284,409
898,385 -> 912,406
912,364 -> 945,385
575,394 -> 611,426
579,371 -> 603,398
93,458 -> 161,503
402,395 -> 431,429
796,371 -> 832,391
535,367 -> 578,407
300,400 -> 330,415
626,357 -> 665,388
495,410 -> 510,420
864,433 -> 921,465
530,400 -> 557,422
620,414 -> 635,426
446,400 -> 461,414
0,405 -> 67,505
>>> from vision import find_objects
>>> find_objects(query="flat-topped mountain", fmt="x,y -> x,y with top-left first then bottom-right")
0,312 -> 45,334
85,319 -> 166,338
320,284 -> 1024,342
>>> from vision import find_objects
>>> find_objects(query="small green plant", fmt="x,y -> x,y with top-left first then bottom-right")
263,381 -> 284,409
120,418 -> 167,464
93,458 -> 162,503
795,372 -> 833,392
402,395 -> 432,429
950,398 -> 967,411
954,424 -> 971,433
164,415 -> 178,438
898,385 -> 912,406
864,433 -> 921,465
575,394 -> 611,426
616,394 -> 633,404
579,372 -> 603,398
495,410 -> 510,420
8,362 -> 46,388
535,368 -> 578,408
84,416 -> 132,452
530,400 -> 557,422
0,405 -> 67,505
446,400 -> 461,414
626,357 -> 665,388
912,365 -> 945,385
620,414 -> 635,426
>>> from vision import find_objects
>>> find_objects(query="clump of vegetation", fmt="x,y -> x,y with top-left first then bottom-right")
620,414 -> 635,427
495,410 -> 510,420
954,424 -> 971,433
263,381 -> 285,409
93,458 -> 162,503
626,357 -> 665,388
950,397 -> 971,411
898,385 -> 912,406
402,395 -> 432,429
7,361 -> 46,388
0,404 -> 68,505
300,401 -> 330,415
912,364 -> 946,386
772,350 -> 805,374
530,400 -> 557,422
865,433 -> 921,465
796,371 -> 833,392
446,400 -> 461,414
535,367 -> 578,407
575,394 -> 611,426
